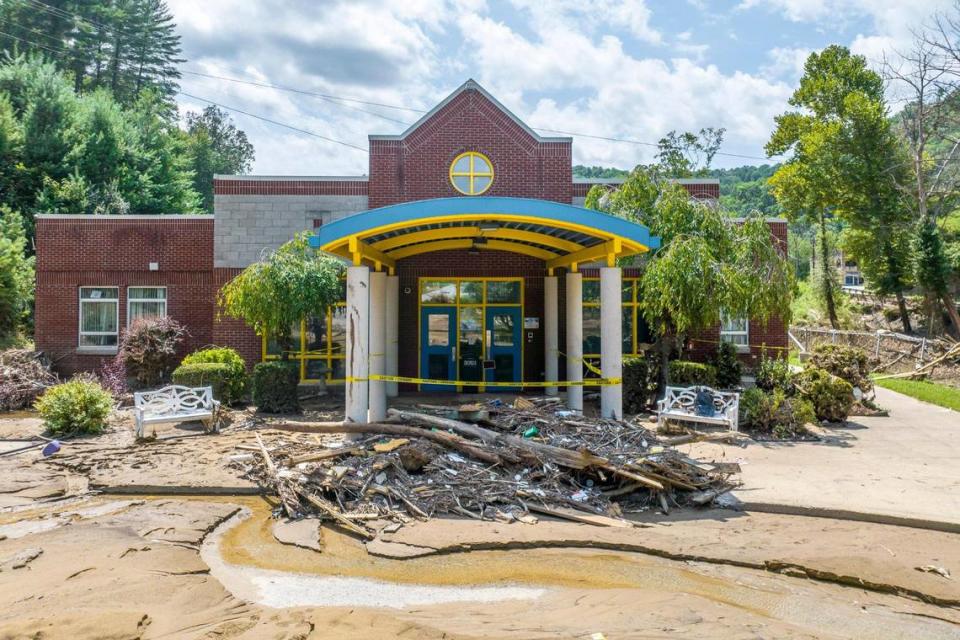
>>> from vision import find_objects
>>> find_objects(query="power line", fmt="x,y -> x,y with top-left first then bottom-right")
19,0 -> 135,38
181,70 -> 414,125
181,68 -> 774,161
0,28 -> 70,57
181,70 -> 425,115
177,90 -> 369,153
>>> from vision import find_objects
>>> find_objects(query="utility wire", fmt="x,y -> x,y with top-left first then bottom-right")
19,0 -> 137,38
181,70 -> 425,115
181,70 -> 414,125
177,90 -> 369,152
181,68 -> 775,162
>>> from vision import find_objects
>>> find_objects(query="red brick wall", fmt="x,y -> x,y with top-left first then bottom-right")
213,178 -> 368,196
211,267 -> 262,371
369,87 -> 572,208
34,217 -> 219,376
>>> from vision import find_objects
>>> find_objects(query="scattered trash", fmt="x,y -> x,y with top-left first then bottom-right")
374,438 -> 409,453
41,440 -> 61,457
916,565 -> 952,579
522,426 -> 539,439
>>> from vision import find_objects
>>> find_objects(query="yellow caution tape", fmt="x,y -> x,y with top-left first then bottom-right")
557,350 -> 605,376
347,375 -> 621,387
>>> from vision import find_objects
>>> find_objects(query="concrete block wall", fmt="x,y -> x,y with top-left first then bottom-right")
213,193 -> 367,268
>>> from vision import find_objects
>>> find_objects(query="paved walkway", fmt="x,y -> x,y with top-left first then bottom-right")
689,387 -> 960,530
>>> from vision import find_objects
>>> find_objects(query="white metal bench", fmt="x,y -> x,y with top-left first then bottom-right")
657,385 -> 739,432
134,385 -> 221,438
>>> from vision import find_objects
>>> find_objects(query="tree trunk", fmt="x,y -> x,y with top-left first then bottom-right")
941,290 -> 960,339
895,290 -> 912,334
818,212 -> 840,329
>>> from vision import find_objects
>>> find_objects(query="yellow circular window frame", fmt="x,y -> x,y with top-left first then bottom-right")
449,151 -> 494,195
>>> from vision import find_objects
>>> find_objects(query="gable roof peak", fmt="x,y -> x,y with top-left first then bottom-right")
368,79 -> 571,143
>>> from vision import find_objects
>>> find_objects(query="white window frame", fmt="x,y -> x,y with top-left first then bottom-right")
78,287 -> 120,352
720,312 -> 750,353
127,286 -> 168,326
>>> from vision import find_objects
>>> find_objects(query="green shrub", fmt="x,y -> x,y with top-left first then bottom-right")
755,355 -> 793,392
35,377 -> 113,435
794,367 -> 854,422
740,387 -> 815,435
808,344 -> 873,393
668,360 -> 717,387
179,347 -> 247,405
251,361 -> 299,413
172,362 -> 233,404
623,355 -> 657,413
711,341 -> 742,389
120,317 -> 187,387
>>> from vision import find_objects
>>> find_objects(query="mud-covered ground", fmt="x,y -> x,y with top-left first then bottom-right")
0,407 -> 958,639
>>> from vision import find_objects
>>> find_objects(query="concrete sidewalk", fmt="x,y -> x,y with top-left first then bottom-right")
689,387 -> 960,531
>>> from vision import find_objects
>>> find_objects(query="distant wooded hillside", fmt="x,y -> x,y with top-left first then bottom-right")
572,163 -> 782,217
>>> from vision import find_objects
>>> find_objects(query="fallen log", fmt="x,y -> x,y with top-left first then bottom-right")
266,421 -> 508,465
387,409 -> 664,490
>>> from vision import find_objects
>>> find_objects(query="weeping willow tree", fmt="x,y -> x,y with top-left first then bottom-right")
218,233 -> 344,359
587,171 -> 795,394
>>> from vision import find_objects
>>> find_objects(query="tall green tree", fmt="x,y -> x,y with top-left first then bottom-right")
0,207 -> 34,341
587,171 -> 794,393
823,70 -> 915,332
886,34 -> 960,336
766,45 -> 890,329
0,57 -> 200,233
0,0 -> 182,106
185,106 -> 255,213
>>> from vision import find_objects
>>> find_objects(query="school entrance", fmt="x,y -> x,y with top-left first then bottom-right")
308,196 -> 660,422
419,278 -> 523,391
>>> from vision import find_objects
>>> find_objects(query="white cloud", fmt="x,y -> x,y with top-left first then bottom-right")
762,46 -> 812,81
457,11 -> 788,168
739,0 -> 954,61
507,0 -> 662,44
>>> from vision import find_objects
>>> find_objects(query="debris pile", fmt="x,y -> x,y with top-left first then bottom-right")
0,350 -> 57,411
236,398 -> 740,535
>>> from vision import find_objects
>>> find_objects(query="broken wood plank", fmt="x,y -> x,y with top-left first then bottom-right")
525,503 -> 632,528
295,487 -> 375,540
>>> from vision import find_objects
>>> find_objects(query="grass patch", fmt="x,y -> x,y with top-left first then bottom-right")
873,377 -> 960,412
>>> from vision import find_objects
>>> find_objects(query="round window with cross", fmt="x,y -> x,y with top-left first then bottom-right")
449,151 -> 494,195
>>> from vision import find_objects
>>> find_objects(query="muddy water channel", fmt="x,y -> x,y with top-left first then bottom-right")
195,497 -> 960,639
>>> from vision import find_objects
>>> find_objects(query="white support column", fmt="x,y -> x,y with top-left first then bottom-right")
565,271 -> 583,412
345,265 -> 369,427
385,274 -> 399,398
544,275 -> 559,396
600,266 -> 623,420
368,270 -> 387,423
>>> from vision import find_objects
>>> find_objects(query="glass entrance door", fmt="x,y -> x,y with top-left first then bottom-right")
420,306 -> 456,391
486,306 -> 522,390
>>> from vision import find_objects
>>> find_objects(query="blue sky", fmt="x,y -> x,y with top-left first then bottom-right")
169,0 -> 952,174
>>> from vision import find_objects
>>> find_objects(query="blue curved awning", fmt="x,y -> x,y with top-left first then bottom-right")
309,196 -> 659,271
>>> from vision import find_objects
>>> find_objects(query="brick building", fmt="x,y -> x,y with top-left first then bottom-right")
34,79 -> 787,419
